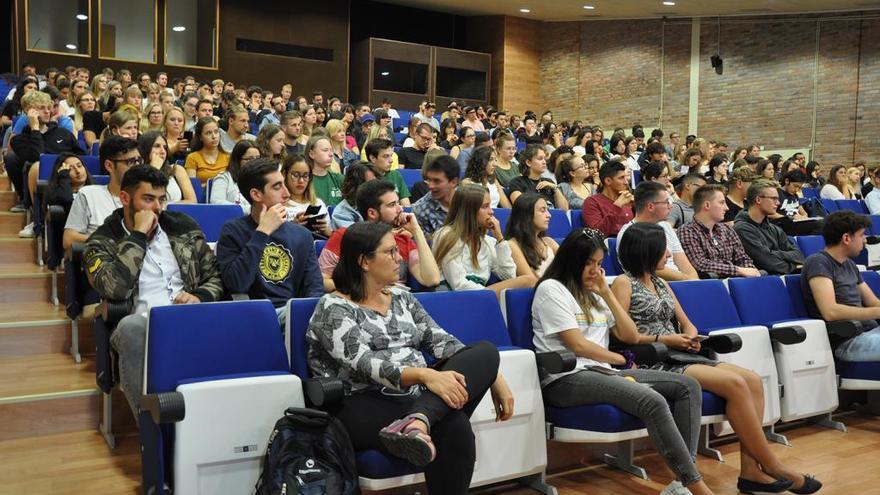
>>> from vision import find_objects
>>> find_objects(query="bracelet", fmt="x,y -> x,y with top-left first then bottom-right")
654,334 -> 659,343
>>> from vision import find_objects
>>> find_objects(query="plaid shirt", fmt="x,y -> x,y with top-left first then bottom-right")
677,217 -> 755,277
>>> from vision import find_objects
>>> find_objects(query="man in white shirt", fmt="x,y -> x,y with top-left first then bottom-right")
617,181 -> 698,281
63,136 -> 140,250
412,102 -> 440,132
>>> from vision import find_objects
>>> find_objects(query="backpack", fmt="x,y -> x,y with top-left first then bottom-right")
801,197 -> 828,218
255,407 -> 359,495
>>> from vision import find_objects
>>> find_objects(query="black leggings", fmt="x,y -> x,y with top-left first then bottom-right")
334,340 -> 500,495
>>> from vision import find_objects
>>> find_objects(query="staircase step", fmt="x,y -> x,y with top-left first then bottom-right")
0,319 -> 93,358
0,174 -> 10,190
0,265 -> 57,304
0,190 -> 17,210
0,237 -> 37,264
0,211 -> 25,234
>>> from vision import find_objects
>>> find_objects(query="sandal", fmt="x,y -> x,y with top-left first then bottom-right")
379,413 -> 436,466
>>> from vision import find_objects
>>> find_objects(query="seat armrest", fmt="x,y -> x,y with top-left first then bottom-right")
47,204 -> 65,220
826,320 -> 863,340
141,392 -> 186,424
611,342 -> 669,366
98,299 -> 130,326
535,350 -> 576,374
304,377 -> 345,408
230,293 -> 250,301
768,325 -> 807,345
698,271 -> 720,280
67,242 -> 85,262
703,334 -> 743,354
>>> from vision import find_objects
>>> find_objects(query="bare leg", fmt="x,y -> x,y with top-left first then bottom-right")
487,275 -> 536,299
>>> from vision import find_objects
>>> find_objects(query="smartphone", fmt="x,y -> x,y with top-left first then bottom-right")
183,130 -> 194,142
304,205 -> 322,217
690,335 -> 710,342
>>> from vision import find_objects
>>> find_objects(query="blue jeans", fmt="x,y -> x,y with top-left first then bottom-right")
835,323 -> 880,361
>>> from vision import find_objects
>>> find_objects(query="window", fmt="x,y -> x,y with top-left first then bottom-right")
373,59 -> 428,95
99,0 -> 157,62
26,0 -> 90,56
165,0 -> 219,69
436,67 -> 487,101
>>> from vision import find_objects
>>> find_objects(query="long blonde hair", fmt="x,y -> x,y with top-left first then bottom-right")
433,183 -> 490,269
73,91 -> 95,134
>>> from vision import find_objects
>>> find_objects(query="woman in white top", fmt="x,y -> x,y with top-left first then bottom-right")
210,139 -> 259,213
505,193 -> 558,278
282,153 -> 331,238
460,146 -> 510,208
820,165 -> 854,200
138,132 -> 197,204
432,184 -> 536,296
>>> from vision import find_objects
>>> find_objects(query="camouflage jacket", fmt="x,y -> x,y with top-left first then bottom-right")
84,208 -> 224,310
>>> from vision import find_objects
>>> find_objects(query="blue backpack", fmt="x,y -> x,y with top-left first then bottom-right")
256,407 -> 359,495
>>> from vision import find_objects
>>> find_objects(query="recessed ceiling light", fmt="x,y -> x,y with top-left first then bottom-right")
172,26 -> 186,32
520,8 -> 530,13
381,72 -> 390,76
75,14 -> 88,20
65,44 -> 77,50
662,1 -> 676,5
583,5 -> 595,9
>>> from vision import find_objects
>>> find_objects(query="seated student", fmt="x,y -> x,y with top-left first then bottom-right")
84,165 -> 224,418
432,184 -> 536,295
618,182 -> 698,281
413,155 -> 459,239
641,160 -> 677,199
612,223 -> 820,495
733,180 -> 805,275
772,170 -> 823,236
45,153 -> 94,216
216,159 -> 324,322
724,166 -> 755,224
63,136 -> 140,250
704,154 -> 728,185
668,173 -> 706,229
360,124 -> 400,170
305,134 -> 345,206
555,155 -> 591,209
210,139 -> 259,213
365,138 -> 411,206
319,179 -> 440,292
532,228 -> 714,495
505,193 -> 558,278
399,122 -> 439,169
219,107 -> 256,153
865,166 -> 880,215
802,210 -> 880,359
329,163 -> 376,230
820,165 -> 855,200
461,145 -> 511,209
307,222 -> 513,495
492,132 -> 520,188
184,116 -> 230,186
138,131 -> 196,204
581,160 -> 634,237
678,184 -> 760,279
281,153 -> 332,238
508,144 -> 569,210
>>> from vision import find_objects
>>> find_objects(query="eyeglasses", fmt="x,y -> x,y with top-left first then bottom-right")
377,246 -> 400,259
418,134 -> 435,141
111,156 -> 145,166
758,195 -> 781,203
651,200 -> 672,207
289,172 -> 311,182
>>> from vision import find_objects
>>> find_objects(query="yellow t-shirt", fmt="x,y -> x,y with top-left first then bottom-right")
185,150 -> 230,185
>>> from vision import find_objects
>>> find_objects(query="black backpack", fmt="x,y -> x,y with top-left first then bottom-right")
255,407 -> 359,495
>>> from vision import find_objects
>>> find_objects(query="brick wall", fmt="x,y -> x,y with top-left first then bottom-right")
539,14 -> 880,166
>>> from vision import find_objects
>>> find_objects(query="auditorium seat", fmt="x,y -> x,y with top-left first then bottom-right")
547,209 -> 572,238
820,199 -> 838,213
398,168 -> 421,190
836,199 -> 867,215
493,207 -> 511,231
570,209 -> 584,230
189,177 -> 206,203
801,187 -> 819,200
166,204 -> 242,244
603,238 -> 623,276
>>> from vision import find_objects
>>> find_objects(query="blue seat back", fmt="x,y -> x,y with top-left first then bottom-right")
190,177 -> 205,203
570,209 -> 584,230
39,154 -> 102,181
669,280 -> 743,333
728,277 -> 797,325
493,208 -> 511,231
205,178 -> 214,201
515,141 -> 526,152
870,215 -> 880,236
802,187 -> 819,199
862,270 -> 880,297
414,290 -> 512,347
547,209 -> 571,237
398,169 -> 421,190
91,142 -> 100,155
820,199 -> 838,213
796,235 -> 825,258
145,300 -> 288,394
603,237 -> 623,275
166,204 -> 243,243
93,175 -> 110,185
288,298 -> 321,379
836,199 -> 867,214
504,288 -> 536,350
783,274 -> 809,318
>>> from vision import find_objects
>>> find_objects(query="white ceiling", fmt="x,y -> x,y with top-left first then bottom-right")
374,0 -> 880,21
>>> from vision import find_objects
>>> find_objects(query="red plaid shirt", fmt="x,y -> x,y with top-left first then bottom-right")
677,217 -> 755,277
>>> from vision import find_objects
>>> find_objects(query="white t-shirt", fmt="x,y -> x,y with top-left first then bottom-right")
64,185 -> 122,235
617,220 -> 683,272
285,198 -> 328,222
532,279 -> 615,385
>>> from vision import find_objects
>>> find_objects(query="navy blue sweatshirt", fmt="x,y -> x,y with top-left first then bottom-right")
216,215 -> 324,307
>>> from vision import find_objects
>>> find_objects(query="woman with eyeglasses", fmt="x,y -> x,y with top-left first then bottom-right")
449,127 -> 475,161
74,91 -> 104,149
533,228 -> 714,495
140,102 -> 164,135
283,153 -> 331,238
138,131 -> 197,204
306,221 -> 514,495
210,140 -> 260,213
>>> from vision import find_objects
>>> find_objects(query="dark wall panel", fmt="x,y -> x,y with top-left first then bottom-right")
350,0 -> 466,49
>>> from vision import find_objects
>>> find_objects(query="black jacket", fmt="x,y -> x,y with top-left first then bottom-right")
10,122 -> 83,163
733,209 -> 804,275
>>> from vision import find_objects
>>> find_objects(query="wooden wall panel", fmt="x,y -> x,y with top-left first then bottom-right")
501,16 -> 541,115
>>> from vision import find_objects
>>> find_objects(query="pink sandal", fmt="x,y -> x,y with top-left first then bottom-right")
379,413 -> 436,466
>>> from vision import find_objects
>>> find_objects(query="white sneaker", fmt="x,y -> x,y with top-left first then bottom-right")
18,222 -> 35,238
660,480 -> 693,495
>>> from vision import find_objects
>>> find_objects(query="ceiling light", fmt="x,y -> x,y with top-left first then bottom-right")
381,72 -> 390,76
519,8 -> 530,13
75,14 -> 88,20
65,44 -> 77,50
172,26 -> 186,32
583,5 -> 595,9
662,1 -> 676,5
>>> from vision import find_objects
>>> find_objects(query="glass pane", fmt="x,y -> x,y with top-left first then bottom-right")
373,58 -> 428,95
99,0 -> 156,62
27,0 -> 90,55
436,67 -> 487,101
165,0 -> 218,68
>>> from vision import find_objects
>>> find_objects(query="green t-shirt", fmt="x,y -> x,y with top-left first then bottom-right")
312,172 -> 344,206
384,170 -> 411,200
494,163 -> 520,188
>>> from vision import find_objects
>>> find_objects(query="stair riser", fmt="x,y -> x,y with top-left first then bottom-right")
0,320 -> 94,357
0,192 -> 17,210
0,276 -> 57,304
0,175 -> 10,189
0,214 -> 24,234
0,394 -> 100,441
0,240 -> 37,264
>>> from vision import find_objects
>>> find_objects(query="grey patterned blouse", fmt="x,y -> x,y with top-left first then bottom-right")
627,274 -> 678,337
306,288 -> 464,393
